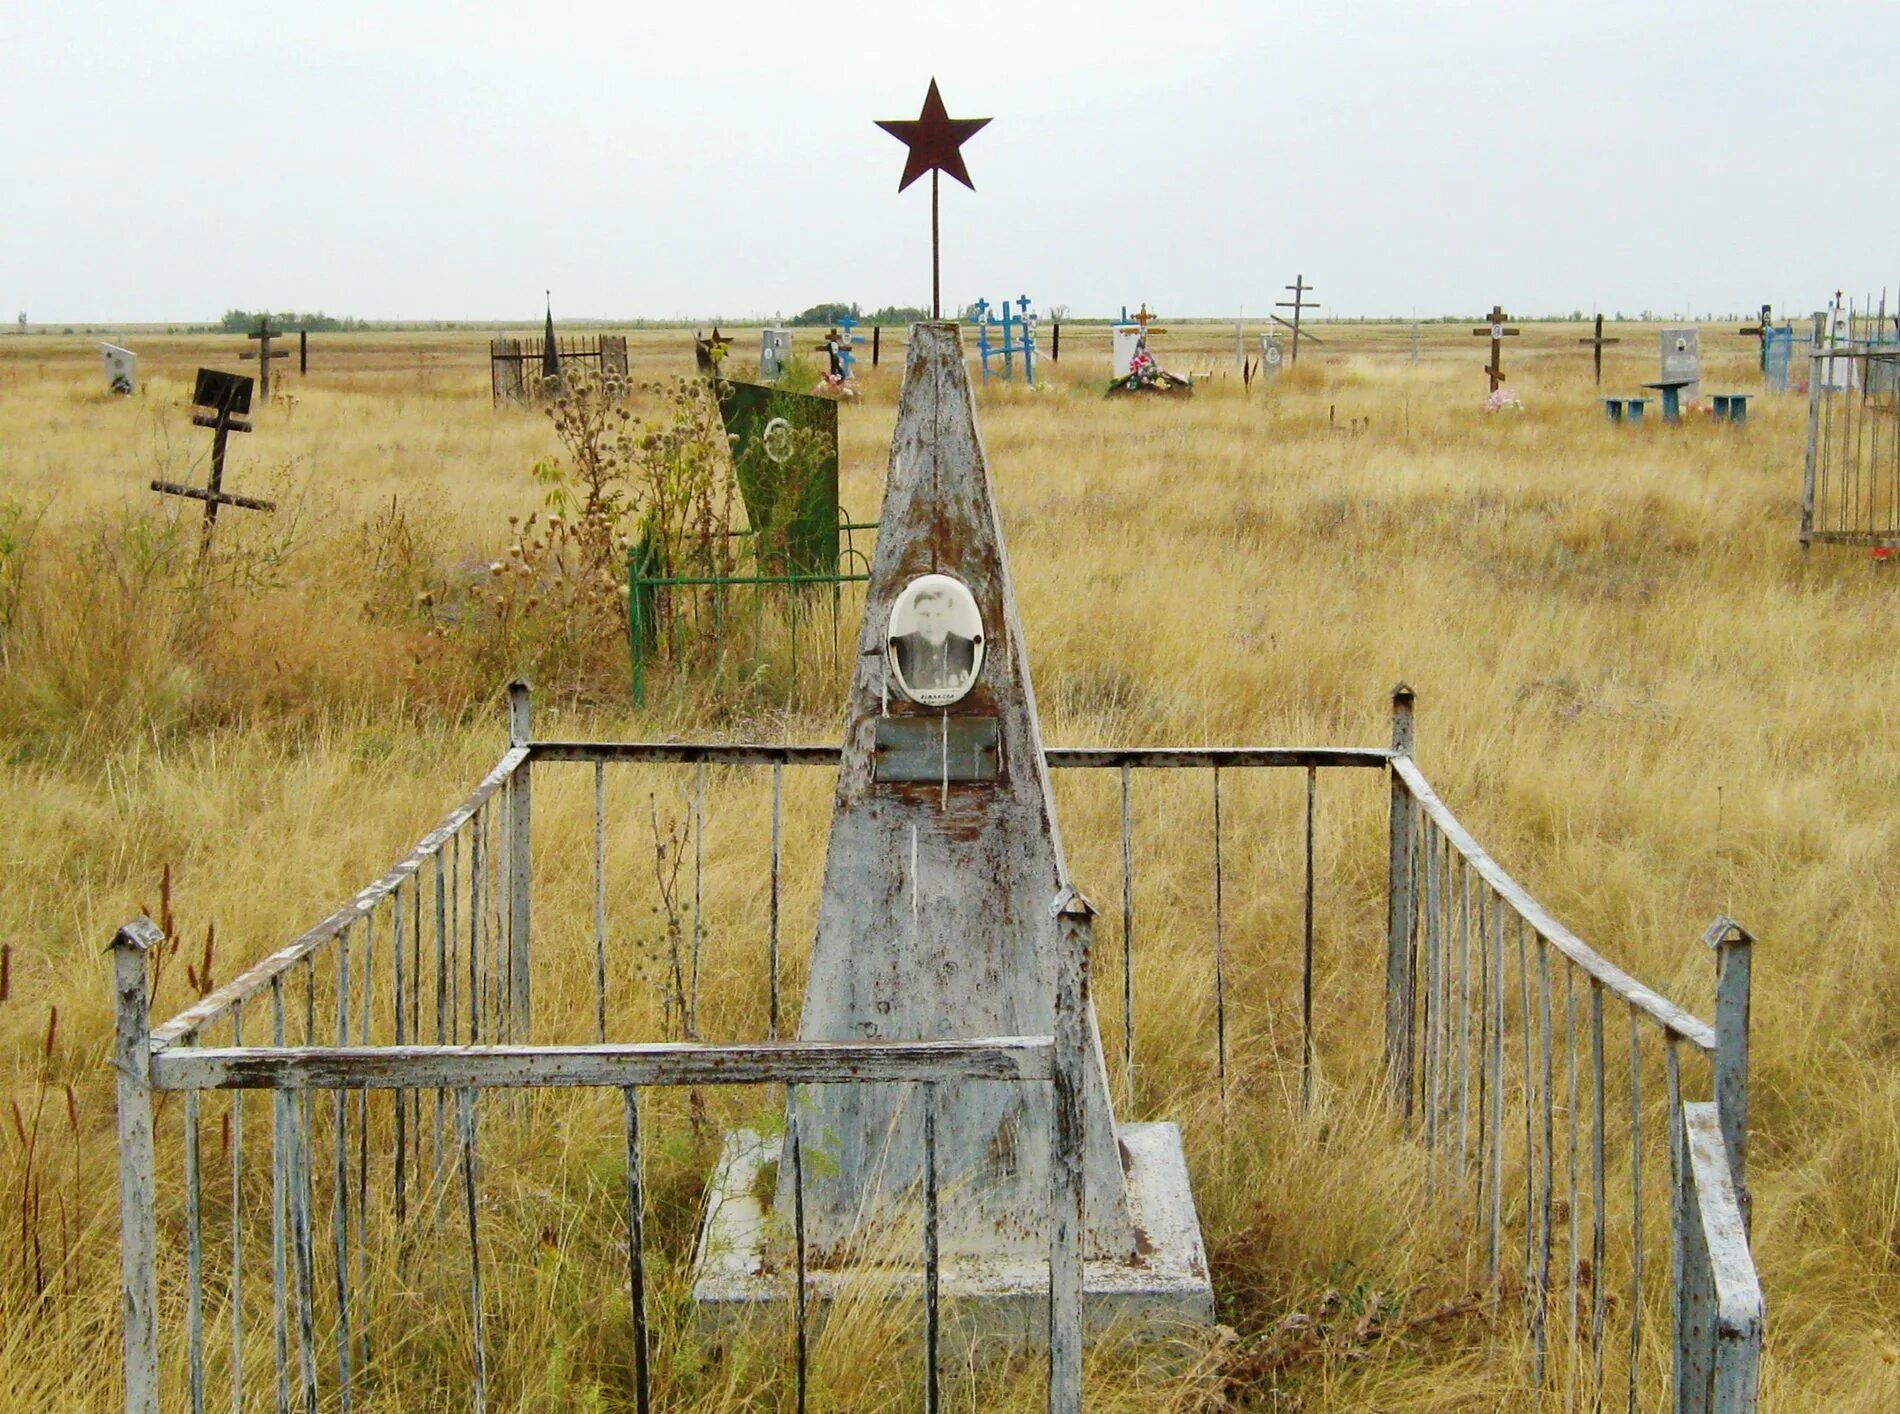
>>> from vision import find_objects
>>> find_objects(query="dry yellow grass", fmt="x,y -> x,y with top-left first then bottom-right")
2,322 -> 1897,1409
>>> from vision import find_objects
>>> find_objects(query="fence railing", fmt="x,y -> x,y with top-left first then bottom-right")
113,682 -> 1763,1410
1800,313 -> 1900,547
112,906 -> 1091,1414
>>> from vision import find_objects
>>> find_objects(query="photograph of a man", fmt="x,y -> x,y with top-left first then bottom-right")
886,574 -> 985,707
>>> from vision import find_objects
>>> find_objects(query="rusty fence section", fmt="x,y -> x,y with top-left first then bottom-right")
113,682 -> 1761,1410
1800,309 -> 1900,548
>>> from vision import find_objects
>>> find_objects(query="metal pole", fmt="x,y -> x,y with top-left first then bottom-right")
1706,917 -> 1753,1230
1385,683 -> 1417,1097
506,681 -> 533,1036
1049,889 -> 1091,1414
112,917 -> 164,1414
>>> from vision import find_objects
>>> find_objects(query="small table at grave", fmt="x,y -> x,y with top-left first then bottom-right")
1710,393 -> 1751,425
1602,397 -> 1655,424
1641,378 -> 1693,424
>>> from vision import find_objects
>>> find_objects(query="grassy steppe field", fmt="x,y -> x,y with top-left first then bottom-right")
2,322 -> 1897,1410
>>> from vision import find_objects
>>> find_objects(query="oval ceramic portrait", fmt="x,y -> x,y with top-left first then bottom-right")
886,573 -> 985,707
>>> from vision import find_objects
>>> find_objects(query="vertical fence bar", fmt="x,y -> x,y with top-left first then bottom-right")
1476,884 -> 1489,1226
1707,919 -> 1753,1230
692,761 -> 705,1035
790,1083 -> 808,1414
230,1000 -> 246,1414
393,880 -> 409,1225
770,763 -> 783,1042
186,1068 -> 205,1414
1535,938 -> 1554,1386
1488,893 -> 1505,1282
1050,890 -> 1092,1414
1518,917 -> 1534,1314
1802,314 -> 1823,541
595,762 -> 608,1043
1628,1007 -> 1644,1414
923,1082 -> 940,1414
291,1087 -> 317,1414
1301,765 -> 1316,1112
1423,829 -> 1442,1158
355,916 -> 373,1373
1385,684 -> 1416,1095
507,680 -> 533,1036
1458,862 -> 1473,1181
334,926 -> 355,1412
1591,980 -> 1607,1387
1667,1035 -> 1685,1410
271,979 -> 290,1414
1213,767 -> 1226,1094
460,1088 -> 488,1414
1566,967 -> 1580,1407
111,919 -> 163,1414
1120,764 -> 1135,1106
624,1087 -> 651,1414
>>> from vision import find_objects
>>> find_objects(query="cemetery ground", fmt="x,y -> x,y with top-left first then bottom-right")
2,323 -> 1897,1410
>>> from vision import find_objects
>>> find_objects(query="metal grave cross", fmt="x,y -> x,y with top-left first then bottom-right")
1578,313 -> 1621,386
1274,275 -> 1318,364
150,369 -> 277,553
239,316 -> 291,400
1738,304 -> 1771,374
1473,303 -> 1520,392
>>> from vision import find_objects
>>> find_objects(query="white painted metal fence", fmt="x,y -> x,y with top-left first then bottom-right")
113,683 -> 1762,1410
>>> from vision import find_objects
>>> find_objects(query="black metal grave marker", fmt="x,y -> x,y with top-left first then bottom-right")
150,369 -> 276,552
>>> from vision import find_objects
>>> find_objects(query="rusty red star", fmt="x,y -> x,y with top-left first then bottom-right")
876,79 -> 990,192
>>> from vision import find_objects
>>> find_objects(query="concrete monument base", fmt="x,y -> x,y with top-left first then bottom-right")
692,1121 -> 1213,1345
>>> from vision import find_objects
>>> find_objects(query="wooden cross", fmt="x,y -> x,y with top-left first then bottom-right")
1472,303 -> 1520,392
239,316 -> 291,400
1275,275 -> 1317,364
1132,302 -> 1164,335
151,369 -> 276,554
1578,313 -> 1621,386
1738,304 -> 1771,372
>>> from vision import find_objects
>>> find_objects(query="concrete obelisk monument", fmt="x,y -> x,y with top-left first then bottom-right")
694,323 -> 1211,1332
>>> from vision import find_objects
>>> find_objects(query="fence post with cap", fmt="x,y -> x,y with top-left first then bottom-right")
111,915 -> 164,1414
1385,684 -> 1417,1104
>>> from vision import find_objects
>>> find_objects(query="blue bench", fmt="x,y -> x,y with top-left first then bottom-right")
1603,396 -> 1655,424
1710,393 -> 1751,424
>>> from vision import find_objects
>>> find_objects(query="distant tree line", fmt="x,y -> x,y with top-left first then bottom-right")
217,309 -> 367,333
787,302 -> 930,327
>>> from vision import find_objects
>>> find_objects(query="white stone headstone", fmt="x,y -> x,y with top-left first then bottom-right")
1660,326 -> 1701,403
1111,324 -> 1142,378
100,343 -> 137,396
1820,302 -> 1857,392
760,328 -> 793,381
1259,335 -> 1285,375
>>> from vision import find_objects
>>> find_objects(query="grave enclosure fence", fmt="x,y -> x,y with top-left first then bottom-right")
1800,310 -> 1900,549
112,686 -> 1762,1411
490,335 -> 631,404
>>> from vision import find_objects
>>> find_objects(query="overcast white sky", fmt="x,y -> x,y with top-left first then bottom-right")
4,1 -> 1896,324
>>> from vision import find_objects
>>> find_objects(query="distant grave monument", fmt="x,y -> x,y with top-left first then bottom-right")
150,370 -> 276,554
1259,333 -> 1285,376
760,327 -> 794,380
1661,326 -> 1702,403
239,316 -> 290,401
100,342 -> 137,395
1473,304 -> 1520,394
695,323 -> 1212,1335
490,296 -> 629,402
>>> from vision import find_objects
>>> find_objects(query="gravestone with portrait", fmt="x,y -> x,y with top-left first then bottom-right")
760,327 -> 794,381
694,321 -> 1212,1337
100,342 -> 137,396
1661,325 -> 1702,404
